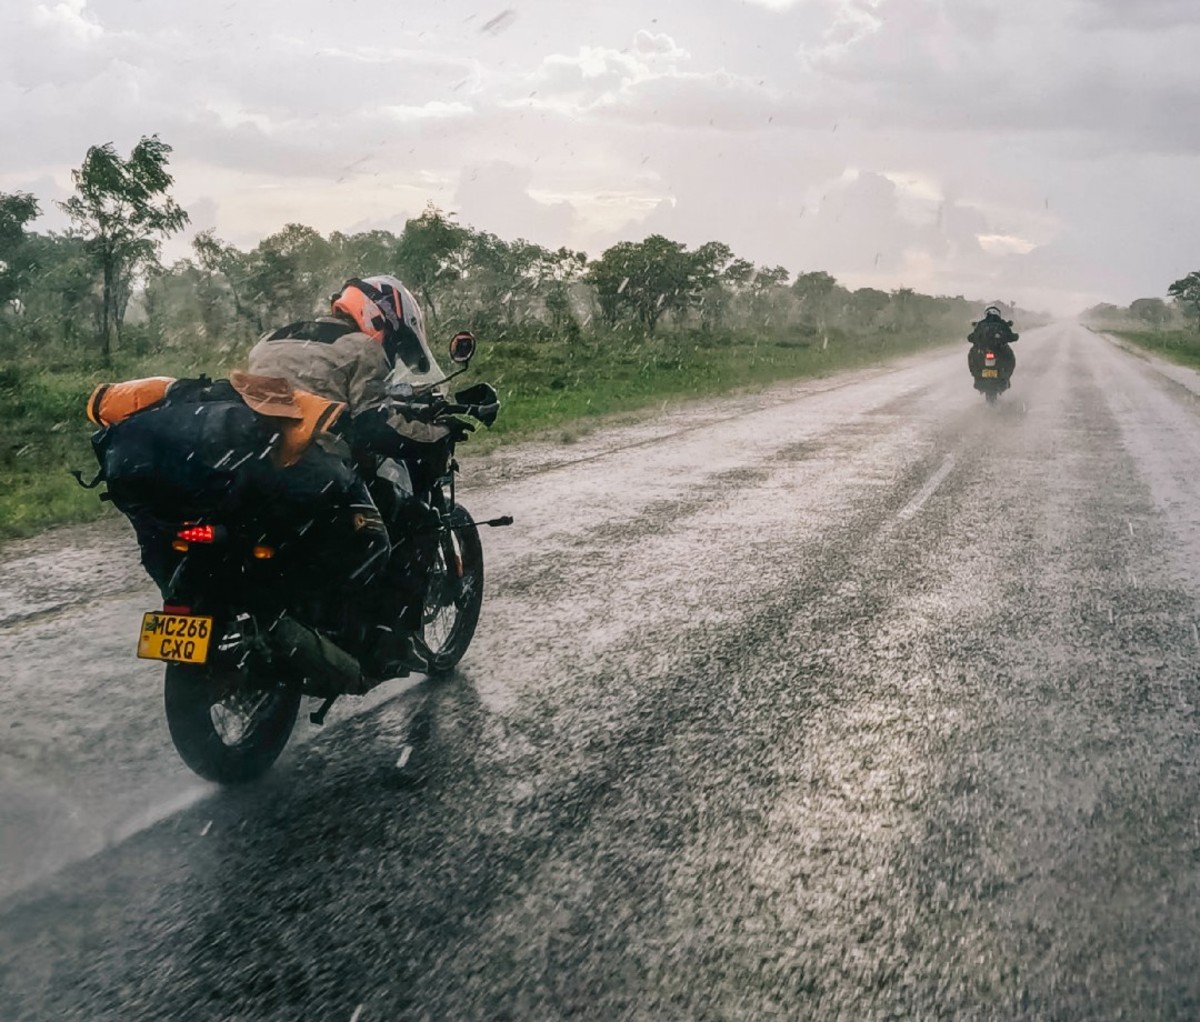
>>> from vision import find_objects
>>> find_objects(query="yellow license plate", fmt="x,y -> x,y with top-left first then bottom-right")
137,612 -> 214,664
981,368 -> 999,378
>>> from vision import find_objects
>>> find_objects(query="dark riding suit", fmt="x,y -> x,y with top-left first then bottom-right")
967,315 -> 1018,383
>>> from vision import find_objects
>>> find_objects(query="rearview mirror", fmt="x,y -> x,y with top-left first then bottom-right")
449,331 -> 476,365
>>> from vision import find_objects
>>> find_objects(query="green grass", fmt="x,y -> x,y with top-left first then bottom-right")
473,326 -> 953,444
1108,329 -> 1200,370
1,348 -> 246,541
0,325 -> 954,543
3,363 -> 121,539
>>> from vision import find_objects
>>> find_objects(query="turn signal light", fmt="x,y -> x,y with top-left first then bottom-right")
252,545 -> 275,560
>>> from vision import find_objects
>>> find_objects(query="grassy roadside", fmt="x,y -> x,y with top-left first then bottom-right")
1,326 -> 956,543
1105,329 -> 1200,370
475,325 -> 954,445
1,347 -> 239,542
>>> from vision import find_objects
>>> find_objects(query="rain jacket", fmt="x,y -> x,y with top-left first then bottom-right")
248,317 -> 449,448
968,316 -> 1018,348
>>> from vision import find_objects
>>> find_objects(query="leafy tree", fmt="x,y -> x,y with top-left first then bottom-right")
543,247 -> 587,295
142,258 -> 243,352
697,282 -> 730,333
1081,302 -> 1125,325
242,223 -> 334,327
586,240 -> 634,328
393,204 -> 470,324
691,242 -> 734,332
544,282 -> 577,336
58,135 -> 189,362
1129,297 -> 1169,329
691,241 -> 734,288
890,287 -> 921,330
792,271 -> 837,297
792,271 -> 843,332
194,224 -> 340,335
141,259 -> 194,350
1168,272 -> 1200,331
542,247 -> 587,336
0,191 -> 40,307
328,229 -> 400,284
724,258 -> 756,289
13,232 -> 102,350
193,230 -> 257,332
463,232 -> 554,329
734,264 -> 791,329
848,287 -> 890,326
691,243 -> 766,332
753,265 -> 790,290
587,235 -> 699,334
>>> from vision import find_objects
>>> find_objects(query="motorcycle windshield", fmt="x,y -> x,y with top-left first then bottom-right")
383,295 -> 446,391
387,347 -> 446,392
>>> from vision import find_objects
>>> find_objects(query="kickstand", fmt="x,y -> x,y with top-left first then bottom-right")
309,695 -> 338,726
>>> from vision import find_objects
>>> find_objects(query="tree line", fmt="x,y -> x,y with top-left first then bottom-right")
1082,272 -> 1200,332
1,135 -> 1018,366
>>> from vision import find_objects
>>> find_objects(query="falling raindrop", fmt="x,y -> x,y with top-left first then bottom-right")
480,9 -> 517,34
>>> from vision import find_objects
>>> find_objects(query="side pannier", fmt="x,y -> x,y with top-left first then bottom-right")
85,376 -> 276,518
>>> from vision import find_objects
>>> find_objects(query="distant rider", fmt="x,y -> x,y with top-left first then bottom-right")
247,275 -> 467,679
967,305 -> 1018,382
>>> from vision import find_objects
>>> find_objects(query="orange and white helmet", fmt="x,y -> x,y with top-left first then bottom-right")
331,275 -> 434,374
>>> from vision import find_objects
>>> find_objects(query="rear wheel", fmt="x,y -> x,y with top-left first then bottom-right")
985,390 -> 999,405
164,664 -> 300,784
420,503 -> 484,673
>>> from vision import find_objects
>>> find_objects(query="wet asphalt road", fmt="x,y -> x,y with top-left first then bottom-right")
5,324 -> 1200,1019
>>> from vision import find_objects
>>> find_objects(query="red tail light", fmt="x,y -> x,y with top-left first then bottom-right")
163,603 -> 192,614
984,351 -> 995,358
177,524 -> 216,544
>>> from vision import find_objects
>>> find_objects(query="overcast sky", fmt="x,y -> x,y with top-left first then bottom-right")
2,0 -> 1197,314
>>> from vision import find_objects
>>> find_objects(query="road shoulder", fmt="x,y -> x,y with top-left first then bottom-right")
1097,329 -> 1200,400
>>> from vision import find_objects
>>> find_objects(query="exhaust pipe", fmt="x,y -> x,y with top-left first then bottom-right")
265,614 -> 364,697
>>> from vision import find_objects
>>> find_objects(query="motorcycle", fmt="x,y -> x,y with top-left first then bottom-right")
95,333 -> 510,784
969,343 -> 1015,404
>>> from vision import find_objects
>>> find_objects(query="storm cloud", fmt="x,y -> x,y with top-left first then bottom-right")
2,0 -> 1197,313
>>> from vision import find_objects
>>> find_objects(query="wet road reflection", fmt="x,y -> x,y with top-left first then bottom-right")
5,325 -> 1200,1019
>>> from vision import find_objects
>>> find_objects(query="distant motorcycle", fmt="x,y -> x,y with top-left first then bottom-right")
967,310 -> 1018,404
83,333 -> 509,784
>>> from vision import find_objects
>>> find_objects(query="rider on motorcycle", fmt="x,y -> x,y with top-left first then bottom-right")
967,304 -> 1018,382
247,275 -> 464,679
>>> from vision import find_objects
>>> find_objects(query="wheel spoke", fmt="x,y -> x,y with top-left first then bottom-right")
210,689 -> 274,747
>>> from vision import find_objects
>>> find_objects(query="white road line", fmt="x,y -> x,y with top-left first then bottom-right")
896,454 -> 957,522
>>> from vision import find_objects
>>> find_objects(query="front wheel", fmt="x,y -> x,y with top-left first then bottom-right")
164,664 -> 300,784
420,503 -> 484,673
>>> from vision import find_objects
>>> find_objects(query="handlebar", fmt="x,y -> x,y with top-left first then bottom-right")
387,391 -> 500,428
437,400 -> 501,422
